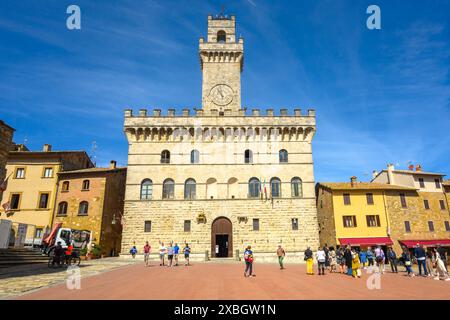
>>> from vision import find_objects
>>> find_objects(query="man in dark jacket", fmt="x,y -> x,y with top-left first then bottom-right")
414,244 -> 428,276
344,245 -> 353,276
387,247 -> 398,273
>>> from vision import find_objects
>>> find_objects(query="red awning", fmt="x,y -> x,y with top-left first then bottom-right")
398,239 -> 450,248
338,237 -> 393,246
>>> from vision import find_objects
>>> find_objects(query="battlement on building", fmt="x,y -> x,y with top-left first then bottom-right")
124,108 -> 316,118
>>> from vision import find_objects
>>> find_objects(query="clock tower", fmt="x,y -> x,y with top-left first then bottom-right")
199,14 -> 244,113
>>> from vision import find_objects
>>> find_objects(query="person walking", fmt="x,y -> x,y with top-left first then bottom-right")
130,245 -> 137,259
366,246 -> 374,267
277,245 -> 286,270
316,246 -> 326,275
336,247 -> 345,274
323,244 -> 330,271
244,246 -> 255,277
433,248 -> 450,281
374,246 -> 385,274
425,246 -> 435,277
401,246 -> 415,277
159,242 -> 166,266
387,247 -> 398,273
436,244 -> 448,272
359,249 -> 367,269
167,243 -> 174,267
304,246 -> 314,275
184,243 -> 191,266
351,248 -> 361,278
329,246 -> 337,273
143,241 -> 151,267
173,242 -> 180,266
344,245 -> 353,276
414,244 -> 428,276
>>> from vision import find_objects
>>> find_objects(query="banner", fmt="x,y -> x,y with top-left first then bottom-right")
15,223 -> 28,247
0,219 -> 12,249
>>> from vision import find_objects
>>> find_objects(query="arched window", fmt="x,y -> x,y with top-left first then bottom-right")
78,201 -> 89,215
279,149 -> 288,163
244,149 -> 253,164
161,150 -> 170,164
184,178 -> 196,200
271,177 -> 281,198
227,177 -> 239,199
217,30 -> 226,43
82,179 -> 90,190
57,201 -> 68,216
248,177 -> 260,198
190,150 -> 199,164
291,177 -> 303,198
140,179 -> 153,200
206,178 -> 217,199
162,178 -> 175,199
62,181 -> 70,192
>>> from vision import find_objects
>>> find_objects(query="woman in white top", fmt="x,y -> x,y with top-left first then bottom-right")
159,242 -> 167,266
434,248 -> 450,281
316,247 -> 326,275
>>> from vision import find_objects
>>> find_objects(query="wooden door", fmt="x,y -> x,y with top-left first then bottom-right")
211,217 -> 232,257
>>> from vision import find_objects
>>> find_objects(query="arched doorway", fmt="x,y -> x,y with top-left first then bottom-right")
211,217 -> 232,258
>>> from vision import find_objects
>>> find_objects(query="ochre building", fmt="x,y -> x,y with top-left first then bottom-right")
53,161 -> 126,256
121,14 -> 319,261
2,144 -> 93,242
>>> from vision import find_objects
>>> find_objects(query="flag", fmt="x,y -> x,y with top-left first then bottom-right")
0,176 -> 8,192
2,202 -> 11,216
259,178 -> 263,199
263,179 -> 268,201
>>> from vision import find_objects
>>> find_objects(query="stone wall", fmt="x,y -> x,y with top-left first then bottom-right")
316,186 -> 337,247
0,121 -> 14,202
121,197 -> 319,262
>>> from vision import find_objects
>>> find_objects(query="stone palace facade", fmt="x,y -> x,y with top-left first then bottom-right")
121,14 -> 319,261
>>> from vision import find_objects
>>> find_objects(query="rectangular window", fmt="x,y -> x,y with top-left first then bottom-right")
35,228 -> 43,238
424,199 -> 430,210
10,194 -> 21,209
435,178 -> 441,189
184,220 -> 191,232
366,215 -> 381,227
428,221 -> 434,232
144,221 -> 151,232
400,194 -> 407,208
253,218 -> 260,231
445,221 -> 450,232
366,193 -> 374,205
15,168 -> 25,179
38,193 -> 49,209
404,221 -> 411,233
291,218 -> 298,230
43,167 -> 53,178
439,200 -> 446,210
343,215 -> 357,228
343,193 -> 351,205
419,178 -> 425,188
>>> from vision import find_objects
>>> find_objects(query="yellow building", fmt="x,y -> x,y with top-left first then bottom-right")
2,144 -> 93,244
316,177 -> 416,249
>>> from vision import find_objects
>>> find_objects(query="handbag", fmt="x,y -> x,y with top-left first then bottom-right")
405,260 -> 411,266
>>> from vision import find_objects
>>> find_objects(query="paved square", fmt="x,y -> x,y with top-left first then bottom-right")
6,259 -> 450,300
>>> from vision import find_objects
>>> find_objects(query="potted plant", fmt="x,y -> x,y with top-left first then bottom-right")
91,245 -> 102,259
79,247 -> 88,260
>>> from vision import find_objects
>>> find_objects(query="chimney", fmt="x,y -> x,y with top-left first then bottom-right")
408,164 -> 414,171
350,176 -> 357,187
415,164 -> 422,172
387,164 -> 395,184
372,170 -> 379,179
43,144 -> 52,152
110,160 -> 117,169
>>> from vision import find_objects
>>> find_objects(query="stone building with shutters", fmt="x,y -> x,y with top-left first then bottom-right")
121,14 -> 319,261
0,120 -> 15,202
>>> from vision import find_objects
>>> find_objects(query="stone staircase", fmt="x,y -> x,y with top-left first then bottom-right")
207,257 -> 241,264
0,248 -> 48,268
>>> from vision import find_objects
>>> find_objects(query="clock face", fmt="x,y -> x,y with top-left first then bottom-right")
209,84 -> 234,106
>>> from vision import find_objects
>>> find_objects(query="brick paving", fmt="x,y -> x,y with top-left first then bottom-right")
0,258 -> 136,299
7,258 -> 450,300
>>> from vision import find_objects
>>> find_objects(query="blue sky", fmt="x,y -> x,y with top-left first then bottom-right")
1,0 -> 449,182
